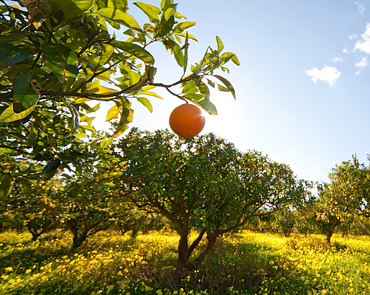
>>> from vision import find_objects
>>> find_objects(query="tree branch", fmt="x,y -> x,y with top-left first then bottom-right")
0,145 -> 32,155
41,65 -> 151,99
187,229 -> 206,259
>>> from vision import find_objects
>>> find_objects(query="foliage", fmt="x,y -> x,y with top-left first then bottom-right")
2,177 -> 62,240
56,134 -> 124,248
0,0 -> 239,199
0,0 -> 239,196
1,230 -> 370,294
306,156 -> 370,242
326,155 -> 370,218
273,207 -> 296,237
113,129 -> 308,271
1,0 -> 239,121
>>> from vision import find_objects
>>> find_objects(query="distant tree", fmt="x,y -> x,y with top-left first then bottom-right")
310,183 -> 346,244
0,0 -> 239,197
113,129 -> 308,275
274,207 -> 296,237
58,138 -> 123,249
309,156 -> 370,242
0,153 -> 56,235
294,203 -> 316,237
327,156 -> 370,217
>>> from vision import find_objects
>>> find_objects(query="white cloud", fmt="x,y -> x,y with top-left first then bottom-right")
355,56 -> 368,74
356,56 -> 368,68
355,1 -> 365,14
354,23 -> 370,54
343,48 -> 349,54
332,57 -> 343,63
306,65 -> 341,86
349,34 -> 358,40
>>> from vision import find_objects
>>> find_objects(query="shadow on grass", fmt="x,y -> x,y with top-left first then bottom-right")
0,230 -> 319,295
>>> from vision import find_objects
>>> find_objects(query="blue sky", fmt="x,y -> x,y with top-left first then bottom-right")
95,0 -> 370,182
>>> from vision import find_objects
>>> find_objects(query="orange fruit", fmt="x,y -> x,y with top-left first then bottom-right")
169,103 -> 205,139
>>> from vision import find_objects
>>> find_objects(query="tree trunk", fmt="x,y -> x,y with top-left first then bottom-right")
188,229 -> 206,259
31,232 -> 40,241
72,234 -> 87,249
326,233 -> 331,244
27,224 -> 41,241
177,230 -> 189,273
67,219 -> 87,250
188,232 -> 218,270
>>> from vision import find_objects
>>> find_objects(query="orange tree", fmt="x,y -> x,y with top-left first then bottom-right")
0,0 -> 239,197
311,156 -> 370,242
56,134 -> 124,249
113,129 -> 308,274
2,177 -> 63,240
309,183 -> 343,244
327,156 -> 370,217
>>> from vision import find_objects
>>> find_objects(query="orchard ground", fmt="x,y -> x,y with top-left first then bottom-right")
1,230 -> 370,294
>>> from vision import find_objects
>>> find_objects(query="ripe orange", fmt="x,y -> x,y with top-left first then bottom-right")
169,103 -> 205,139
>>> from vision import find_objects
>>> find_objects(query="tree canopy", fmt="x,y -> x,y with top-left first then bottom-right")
113,129 -> 308,271
0,0 -> 239,198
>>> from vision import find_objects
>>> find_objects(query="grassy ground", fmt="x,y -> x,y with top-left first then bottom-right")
1,229 -> 370,294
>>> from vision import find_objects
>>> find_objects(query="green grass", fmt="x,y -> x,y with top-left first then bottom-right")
1,230 -> 370,294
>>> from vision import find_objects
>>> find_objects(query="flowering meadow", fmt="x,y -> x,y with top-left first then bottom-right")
1,230 -> 370,294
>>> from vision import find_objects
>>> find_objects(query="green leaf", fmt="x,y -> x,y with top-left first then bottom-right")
160,0 -> 173,11
0,31 -> 30,43
134,2 -> 160,22
101,137 -> 114,149
182,80 -> 197,94
43,43 -> 79,89
212,75 -> 236,99
93,8 -> 142,31
140,90 -> 162,99
111,41 -> 154,65
218,85 -> 229,92
216,36 -> 224,53
174,49 -> 184,67
13,72 -> 39,113
174,12 -> 186,19
174,21 -> 196,32
183,32 -> 189,75
100,44 -> 114,65
198,82 -> 210,101
129,70 -> 141,85
106,104 -> 120,121
19,179 -> 32,197
0,103 -> 37,123
113,98 -> 133,137
41,159 -> 61,181
137,97 -> 153,112
163,4 -> 177,21
71,0 -> 94,10
231,54 -> 240,66
0,174 -> 13,198
206,78 -> 215,88
156,15 -> 175,37
86,86 -> 118,94
0,43 -> 38,69
65,101 -> 80,137
197,99 -> 217,115
175,32 -> 197,41
60,0 -> 93,20
79,124 -> 95,132
142,85 -> 156,91
87,103 -> 100,113
108,0 -> 128,12
183,93 -> 203,101
221,52 -> 240,66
